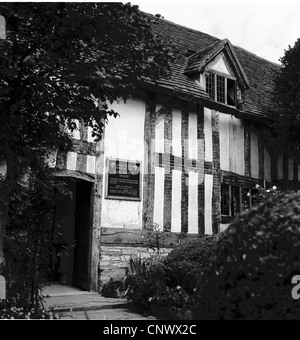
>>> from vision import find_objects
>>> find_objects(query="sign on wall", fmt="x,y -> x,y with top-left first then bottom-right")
105,158 -> 142,201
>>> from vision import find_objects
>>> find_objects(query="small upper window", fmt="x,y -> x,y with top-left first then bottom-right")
0,15 -> 5,39
205,71 -> 237,107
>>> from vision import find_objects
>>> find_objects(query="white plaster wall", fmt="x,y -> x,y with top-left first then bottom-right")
219,113 -> 230,171
153,166 -> 165,231
188,171 -> 198,234
251,130 -> 259,179
264,148 -> 271,182
87,126 -> 97,143
232,117 -> 245,176
66,151 -> 77,171
219,113 -> 244,175
101,98 -> 145,229
171,169 -> 182,233
71,119 -> 81,140
155,120 -> 164,154
205,174 -> 213,235
87,155 -> 96,174
208,53 -> 234,76
188,112 -> 198,159
172,108 -> 182,157
204,108 -> 213,162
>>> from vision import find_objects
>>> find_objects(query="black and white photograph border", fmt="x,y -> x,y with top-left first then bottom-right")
1,0 -> 300,322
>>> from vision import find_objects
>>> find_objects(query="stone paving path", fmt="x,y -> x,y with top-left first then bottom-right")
43,284 -> 156,321
58,308 -> 156,320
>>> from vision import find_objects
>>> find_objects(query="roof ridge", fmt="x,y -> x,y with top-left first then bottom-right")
143,11 -> 281,68
233,45 -> 281,68
142,11 -> 221,42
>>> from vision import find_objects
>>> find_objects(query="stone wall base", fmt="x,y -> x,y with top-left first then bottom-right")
99,245 -> 172,288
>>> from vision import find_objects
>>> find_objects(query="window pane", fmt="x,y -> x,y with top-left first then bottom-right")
231,186 -> 240,217
227,78 -> 236,106
206,73 -> 215,100
217,75 -> 225,103
221,184 -> 230,216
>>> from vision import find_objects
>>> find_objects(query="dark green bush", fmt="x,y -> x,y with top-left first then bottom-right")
193,191 -> 300,320
127,236 -> 218,315
164,236 -> 218,294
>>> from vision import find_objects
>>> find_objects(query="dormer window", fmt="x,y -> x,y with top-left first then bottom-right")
205,71 -> 237,107
184,39 -> 250,110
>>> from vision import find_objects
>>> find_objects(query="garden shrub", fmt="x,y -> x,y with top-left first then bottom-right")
127,236 -> 218,316
0,300 -> 56,319
163,236 -> 218,294
193,191 -> 300,320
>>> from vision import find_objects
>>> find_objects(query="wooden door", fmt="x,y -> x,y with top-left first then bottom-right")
73,181 -> 93,290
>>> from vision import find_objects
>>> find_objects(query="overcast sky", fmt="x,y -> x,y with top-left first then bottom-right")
135,0 -> 300,64
1,1 -> 299,64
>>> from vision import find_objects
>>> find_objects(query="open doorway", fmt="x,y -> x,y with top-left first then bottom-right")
52,179 -> 93,291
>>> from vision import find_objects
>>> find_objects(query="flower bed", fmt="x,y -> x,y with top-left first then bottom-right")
0,300 -> 56,319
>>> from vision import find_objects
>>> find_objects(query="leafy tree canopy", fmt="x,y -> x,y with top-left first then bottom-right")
0,2 -> 175,168
273,38 -> 300,157
0,2 -> 176,272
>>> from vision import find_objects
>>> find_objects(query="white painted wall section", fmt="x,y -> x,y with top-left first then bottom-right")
264,149 -> 271,182
155,120 -> 164,154
250,130 -> 259,179
204,174 -> 213,235
204,108 -> 213,162
87,126 -> 97,143
208,53 -> 234,76
234,117 -> 245,176
101,98 -> 145,229
188,171 -> 198,234
87,155 -> 96,174
171,169 -> 182,233
219,113 -> 230,171
172,108 -> 182,157
188,112 -> 198,159
71,120 -> 81,140
66,152 -> 77,171
153,166 -> 165,231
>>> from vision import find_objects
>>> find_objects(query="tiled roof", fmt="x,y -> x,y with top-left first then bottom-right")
185,39 -> 229,75
150,16 -> 280,121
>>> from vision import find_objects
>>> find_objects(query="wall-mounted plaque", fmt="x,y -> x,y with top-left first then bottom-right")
105,158 -> 142,201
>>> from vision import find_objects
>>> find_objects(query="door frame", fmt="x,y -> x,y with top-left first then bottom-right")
73,180 -> 94,291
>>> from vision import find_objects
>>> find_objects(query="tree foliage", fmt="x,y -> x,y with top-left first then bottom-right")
0,2 -> 176,274
0,2 -> 175,164
273,38 -> 300,157
4,166 -> 65,309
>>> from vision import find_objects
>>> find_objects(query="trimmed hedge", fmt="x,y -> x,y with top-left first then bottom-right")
193,191 -> 300,320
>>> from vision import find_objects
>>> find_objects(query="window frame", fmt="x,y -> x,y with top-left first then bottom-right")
205,69 -> 237,107
221,183 -> 252,218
